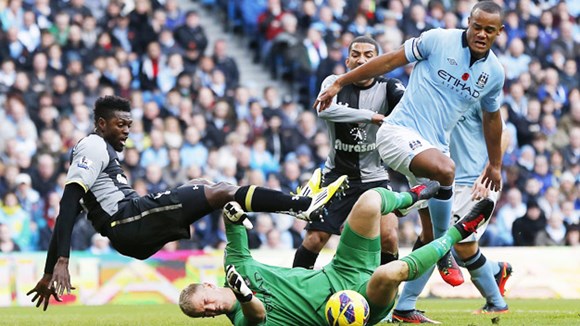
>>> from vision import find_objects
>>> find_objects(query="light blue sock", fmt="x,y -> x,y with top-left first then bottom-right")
428,196 -> 453,238
489,259 -> 500,275
394,266 -> 435,311
465,254 -> 506,308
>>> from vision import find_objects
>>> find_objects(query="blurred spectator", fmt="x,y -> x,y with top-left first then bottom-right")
0,191 -> 34,250
128,0 -> 158,55
180,126 -> 208,169
164,0 -> 185,31
163,116 -> 183,148
29,153 -> 57,198
268,12 -> 300,80
263,227 -> 291,249
522,23 -> 544,59
144,164 -> 168,194
163,147 -> 187,188
140,129 -> 169,168
531,155 -> 555,194
87,233 -> 113,255
158,53 -> 184,93
500,38 -> 531,82
174,10 -> 208,64
512,199 -> 547,246
14,173 -> 41,222
0,223 -> 20,252
295,27 -> 328,106
311,6 -> 342,45
0,0 -> 25,32
250,137 -> 279,177
402,4 -> 433,38
282,218 -> 307,249
139,41 -> 165,91
538,10 -> 558,49
513,99 -> 541,146
279,160 -> 300,194
212,39 -> 239,88
248,213 -> 274,249
561,127 -> 580,169
0,93 -> 38,152
206,100 -> 235,148
537,68 -> 567,109
503,10 -> 525,44
551,21 -> 578,61
566,224 -> 579,246
487,188 -> 526,246
121,146 -> 146,183
535,211 -> 567,246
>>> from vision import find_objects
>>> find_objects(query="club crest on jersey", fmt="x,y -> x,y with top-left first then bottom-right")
77,156 -> 93,170
408,140 -> 422,150
350,127 -> 367,144
476,72 -> 489,88
116,174 -> 128,184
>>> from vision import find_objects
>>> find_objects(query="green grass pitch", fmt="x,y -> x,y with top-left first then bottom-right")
2,299 -> 579,325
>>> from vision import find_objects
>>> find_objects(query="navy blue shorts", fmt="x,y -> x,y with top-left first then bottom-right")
103,185 -> 213,259
305,174 -> 390,235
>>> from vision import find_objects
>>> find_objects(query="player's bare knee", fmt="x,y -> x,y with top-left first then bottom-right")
434,159 -> 455,185
354,190 -> 382,216
373,263 -> 405,288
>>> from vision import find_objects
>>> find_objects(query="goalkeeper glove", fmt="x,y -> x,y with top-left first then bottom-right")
223,202 -> 254,229
226,265 -> 253,303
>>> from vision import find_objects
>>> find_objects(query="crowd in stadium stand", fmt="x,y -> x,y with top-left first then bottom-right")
0,0 -> 577,254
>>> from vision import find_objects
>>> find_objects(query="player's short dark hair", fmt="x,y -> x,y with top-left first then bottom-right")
349,36 -> 380,55
94,95 -> 131,123
471,1 -> 504,21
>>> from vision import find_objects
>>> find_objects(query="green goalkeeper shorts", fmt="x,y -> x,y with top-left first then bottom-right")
322,222 -> 395,324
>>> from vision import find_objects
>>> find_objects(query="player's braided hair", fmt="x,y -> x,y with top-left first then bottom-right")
93,95 -> 131,124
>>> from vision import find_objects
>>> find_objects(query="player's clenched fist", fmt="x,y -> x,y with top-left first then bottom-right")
226,265 -> 253,303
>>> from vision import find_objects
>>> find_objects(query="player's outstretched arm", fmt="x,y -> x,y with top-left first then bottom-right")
28,183 -> 84,310
315,46 -> 408,111
226,265 -> 266,324
481,110 -> 503,191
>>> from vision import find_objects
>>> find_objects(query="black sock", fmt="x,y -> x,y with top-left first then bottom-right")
434,185 -> 453,200
380,251 -> 399,265
464,250 -> 487,271
234,186 -> 311,213
292,245 -> 319,269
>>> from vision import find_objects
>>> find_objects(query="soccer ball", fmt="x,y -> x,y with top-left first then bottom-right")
325,290 -> 370,326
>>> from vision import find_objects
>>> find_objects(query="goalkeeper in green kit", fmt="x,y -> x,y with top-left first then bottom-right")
179,180 -> 495,325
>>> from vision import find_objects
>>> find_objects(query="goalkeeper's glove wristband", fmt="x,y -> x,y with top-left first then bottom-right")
235,291 -> 253,303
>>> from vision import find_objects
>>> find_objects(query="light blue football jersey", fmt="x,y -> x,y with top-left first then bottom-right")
450,105 -> 506,186
450,105 -> 486,186
384,28 -> 504,153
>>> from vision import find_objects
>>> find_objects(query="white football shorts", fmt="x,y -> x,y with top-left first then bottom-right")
376,122 -> 438,187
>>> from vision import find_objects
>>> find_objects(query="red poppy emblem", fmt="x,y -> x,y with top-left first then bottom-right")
462,73 -> 469,81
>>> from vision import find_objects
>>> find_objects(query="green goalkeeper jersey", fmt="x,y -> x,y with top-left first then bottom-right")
225,219 -> 393,325
224,223 -> 331,326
